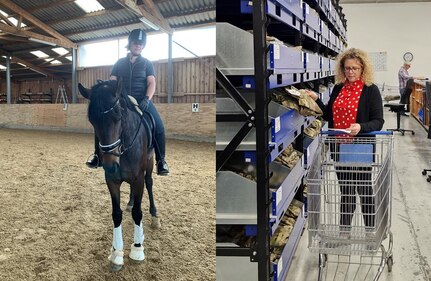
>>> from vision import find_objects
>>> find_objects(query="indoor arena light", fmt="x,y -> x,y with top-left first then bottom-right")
28,37 -> 56,46
139,17 -> 160,30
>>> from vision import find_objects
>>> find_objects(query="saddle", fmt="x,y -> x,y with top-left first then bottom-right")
128,96 -> 155,151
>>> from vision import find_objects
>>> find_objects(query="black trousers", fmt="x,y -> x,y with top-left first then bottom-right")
336,166 -> 375,229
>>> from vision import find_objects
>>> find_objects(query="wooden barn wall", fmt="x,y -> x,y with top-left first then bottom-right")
0,77 -> 72,104
0,103 -> 215,141
77,56 -> 215,103
0,56 -> 215,104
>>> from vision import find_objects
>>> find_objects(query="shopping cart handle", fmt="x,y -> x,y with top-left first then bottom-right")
321,130 -> 393,135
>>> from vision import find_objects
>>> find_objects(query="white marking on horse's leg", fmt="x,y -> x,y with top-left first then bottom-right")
133,223 -> 144,245
112,225 -> 123,251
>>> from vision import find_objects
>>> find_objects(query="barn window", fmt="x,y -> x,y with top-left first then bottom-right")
78,26 -> 215,67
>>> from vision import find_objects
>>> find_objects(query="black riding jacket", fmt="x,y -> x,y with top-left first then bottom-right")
111,54 -> 155,103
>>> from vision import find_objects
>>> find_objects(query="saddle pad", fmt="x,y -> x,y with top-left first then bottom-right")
339,144 -> 373,163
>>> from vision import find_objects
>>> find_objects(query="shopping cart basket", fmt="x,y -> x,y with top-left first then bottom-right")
307,131 -> 394,281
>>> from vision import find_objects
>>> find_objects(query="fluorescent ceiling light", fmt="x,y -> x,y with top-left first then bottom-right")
17,62 -> 27,67
0,64 -> 6,70
139,17 -> 159,30
75,0 -> 104,13
50,60 -> 61,64
30,50 -> 49,58
29,68 -> 47,76
65,56 -> 72,61
52,47 -> 69,56
28,37 -> 56,46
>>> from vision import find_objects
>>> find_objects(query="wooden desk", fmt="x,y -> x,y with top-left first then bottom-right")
410,80 -> 428,130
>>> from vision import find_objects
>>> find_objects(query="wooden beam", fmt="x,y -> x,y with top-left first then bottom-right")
0,11 -> 14,26
39,52 -> 71,66
10,56 -> 50,77
12,46 -> 61,55
140,0 -> 172,32
0,0 -> 77,48
1,46 -> 61,79
115,0 -> 173,33
1,54 -> 63,79
0,23 -> 76,49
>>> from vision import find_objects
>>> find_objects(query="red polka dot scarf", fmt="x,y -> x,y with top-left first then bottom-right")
332,79 -> 364,130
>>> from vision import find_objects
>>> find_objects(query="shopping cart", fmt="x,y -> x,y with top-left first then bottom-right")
306,131 -> 394,281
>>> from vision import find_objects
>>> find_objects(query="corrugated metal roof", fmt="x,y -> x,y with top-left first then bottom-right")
0,0 -> 215,79
0,0 -> 216,44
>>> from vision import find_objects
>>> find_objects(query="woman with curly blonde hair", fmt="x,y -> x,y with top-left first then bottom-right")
307,48 -> 384,239
307,47 -> 383,135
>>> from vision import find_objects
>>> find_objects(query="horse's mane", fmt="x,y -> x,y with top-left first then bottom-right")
87,80 -> 137,122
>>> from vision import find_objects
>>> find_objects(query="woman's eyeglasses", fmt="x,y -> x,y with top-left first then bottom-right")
344,67 -> 362,72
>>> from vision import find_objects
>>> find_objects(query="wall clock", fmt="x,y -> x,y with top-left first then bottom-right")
403,52 -> 413,62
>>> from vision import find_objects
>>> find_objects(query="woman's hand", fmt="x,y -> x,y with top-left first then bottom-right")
304,90 -> 319,101
347,123 -> 361,135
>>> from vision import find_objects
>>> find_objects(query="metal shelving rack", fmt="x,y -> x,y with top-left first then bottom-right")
216,1 -> 348,280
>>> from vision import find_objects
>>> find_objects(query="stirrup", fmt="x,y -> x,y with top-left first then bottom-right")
86,154 -> 101,168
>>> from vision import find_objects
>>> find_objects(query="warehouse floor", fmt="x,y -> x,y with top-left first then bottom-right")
285,107 -> 431,281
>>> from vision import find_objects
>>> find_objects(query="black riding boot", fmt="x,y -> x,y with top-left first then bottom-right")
86,135 -> 102,168
154,132 -> 169,176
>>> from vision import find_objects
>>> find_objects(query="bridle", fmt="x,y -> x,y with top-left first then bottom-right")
98,96 -> 143,157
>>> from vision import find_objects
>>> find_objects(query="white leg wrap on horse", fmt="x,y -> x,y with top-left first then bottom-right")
134,223 -> 144,245
129,243 -> 145,261
113,225 -> 123,251
108,247 -> 124,266
129,223 -> 145,261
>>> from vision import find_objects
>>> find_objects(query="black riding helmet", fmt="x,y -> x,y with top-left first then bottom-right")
128,29 -> 147,48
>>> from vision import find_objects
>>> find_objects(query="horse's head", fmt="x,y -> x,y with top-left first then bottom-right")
78,80 -> 123,176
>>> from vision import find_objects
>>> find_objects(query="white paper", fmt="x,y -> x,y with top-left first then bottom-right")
286,88 -> 301,97
328,128 -> 352,134
276,187 -> 282,207
274,117 -> 281,133
273,44 -> 280,60
277,256 -> 283,278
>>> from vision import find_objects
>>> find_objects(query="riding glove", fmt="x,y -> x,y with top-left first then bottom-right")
139,96 -> 150,112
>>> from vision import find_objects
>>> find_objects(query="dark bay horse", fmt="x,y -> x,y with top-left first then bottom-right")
78,80 -> 160,271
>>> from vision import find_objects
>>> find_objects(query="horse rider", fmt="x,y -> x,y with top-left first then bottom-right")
86,28 -> 170,176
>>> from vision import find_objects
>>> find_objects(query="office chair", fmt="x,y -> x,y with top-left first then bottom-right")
384,79 -> 415,136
